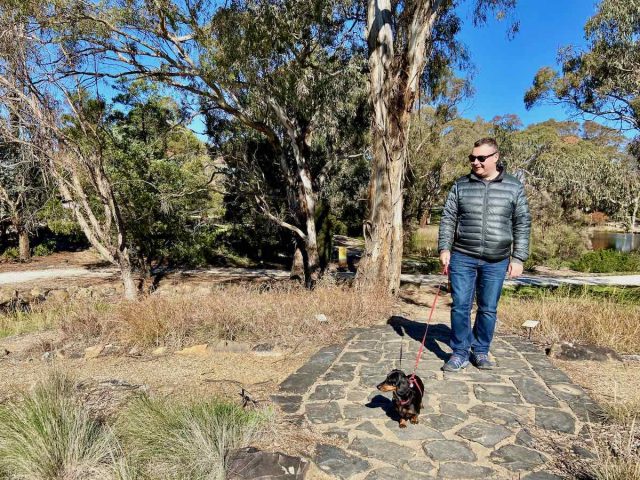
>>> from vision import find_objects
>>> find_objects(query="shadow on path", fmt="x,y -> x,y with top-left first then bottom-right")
387,315 -> 451,361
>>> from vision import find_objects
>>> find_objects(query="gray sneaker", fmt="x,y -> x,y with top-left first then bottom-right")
442,355 -> 470,372
472,353 -> 495,370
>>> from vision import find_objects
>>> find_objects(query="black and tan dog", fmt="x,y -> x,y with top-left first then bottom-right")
377,369 -> 424,428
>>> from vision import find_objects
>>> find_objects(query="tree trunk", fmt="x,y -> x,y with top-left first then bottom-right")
18,227 -> 30,261
117,251 -> 137,300
419,209 -> 431,227
356,0 -> 439,294
631,196 -> 639,233
290,246 -> 305,281
303,232 -> 320,289
356,138 -> 405,293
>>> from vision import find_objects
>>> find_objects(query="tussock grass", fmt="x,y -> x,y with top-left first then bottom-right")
0,371 -> 118,479
499,286 -> 640,353
587,417 -> 640,480
53,280 -> 393,349
116,396 -> 273,480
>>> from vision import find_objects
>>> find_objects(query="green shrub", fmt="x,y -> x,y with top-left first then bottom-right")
0,247 -> 19,260
528,224 -> 589,268
116,396 -> 273,480
571,249 -> 640,273
32,239 -> 57,257
0,371 -> 118,479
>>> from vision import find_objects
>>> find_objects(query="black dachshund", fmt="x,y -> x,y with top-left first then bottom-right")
376,369 -> 424,428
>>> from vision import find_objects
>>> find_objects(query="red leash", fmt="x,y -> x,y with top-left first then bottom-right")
408,267 -> 448,396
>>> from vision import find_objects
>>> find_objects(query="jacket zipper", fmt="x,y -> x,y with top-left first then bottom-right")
481,181 -> 490,256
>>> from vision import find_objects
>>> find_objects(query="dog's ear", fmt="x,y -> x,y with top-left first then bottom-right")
395,374 -> 410,396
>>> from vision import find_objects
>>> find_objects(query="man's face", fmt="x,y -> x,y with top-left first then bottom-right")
470,144 -> 499,178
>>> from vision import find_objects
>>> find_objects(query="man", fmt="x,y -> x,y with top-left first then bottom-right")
438,137 -> 531,372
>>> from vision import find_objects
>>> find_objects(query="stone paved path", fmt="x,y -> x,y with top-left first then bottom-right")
274,317 -> 602,479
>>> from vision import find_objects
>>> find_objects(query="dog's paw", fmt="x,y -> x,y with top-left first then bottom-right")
410,416 -> 419,424
399,419 -> 408,428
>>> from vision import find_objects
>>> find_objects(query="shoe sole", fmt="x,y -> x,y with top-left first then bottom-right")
441,361 -> 470,372
475,363 -> 494,370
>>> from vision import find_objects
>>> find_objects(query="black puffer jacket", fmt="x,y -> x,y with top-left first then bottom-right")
438,167 -> 531,263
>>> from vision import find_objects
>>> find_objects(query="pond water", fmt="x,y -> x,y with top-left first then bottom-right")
590,231 -> 640,252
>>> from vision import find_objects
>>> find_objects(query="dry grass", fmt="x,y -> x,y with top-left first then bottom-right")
408,225 -> 439,257
0,371 -> 119,479
116,396 -> 273,480
3,280 -> 393,350
499,288 -> 640,353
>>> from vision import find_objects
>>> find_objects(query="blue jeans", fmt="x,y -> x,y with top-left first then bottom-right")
448,251 -> 509,359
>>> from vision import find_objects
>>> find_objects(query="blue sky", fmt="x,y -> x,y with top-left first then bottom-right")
454,0 -> 599,127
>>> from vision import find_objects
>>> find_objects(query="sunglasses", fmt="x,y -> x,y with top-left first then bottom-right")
468,151 -> 498,163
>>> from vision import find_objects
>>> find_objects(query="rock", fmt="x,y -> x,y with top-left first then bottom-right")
305,402 -> 342,424
46,289 -> 70,303
355,421 -> 383,437
468,404 -> 523,427
309,384 -> 346,401
490,444 -> 548,471
385,420 -> 445,441
176,344 -> 210,356
270,395 -> 302,414
573,444 -> 596,459
227,447 -> 309,479
455,421 -> 512,448
421,413 -> 466,432
349,437 -> 416,467
127,347 -> 142,356
422,440 -> 476,462
26,288 -> 47,303
365,468 -> 431,479
437,462 -> 496,478
535,408 -> 576,434
84,344 -> 104,359
473,384 -> 523,404
0,288 -> 17,307
511,376 -> 560,407
210,340 -> 250,353
547,341 -> 622,362
315,314 -> 328,323
314,444 -> 370,479
523,471 -> 564,479
252,343 -> 283,357
152,346 -> 167,356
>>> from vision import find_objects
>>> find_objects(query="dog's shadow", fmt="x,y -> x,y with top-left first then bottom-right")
387,315 -> 451,361
365,394 -> 400,422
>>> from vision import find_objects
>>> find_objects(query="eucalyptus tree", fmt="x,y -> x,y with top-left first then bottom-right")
526,0 -> 639,140
359,0 -> 518,293
45,0 -> 366,287
0,8 -> 50,261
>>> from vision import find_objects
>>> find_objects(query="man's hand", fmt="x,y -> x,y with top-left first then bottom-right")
439,250 -> 451,274
508,262 -> 524,278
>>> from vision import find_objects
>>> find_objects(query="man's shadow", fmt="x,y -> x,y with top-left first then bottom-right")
387,315 -> 451,361
365,315 -> 451,421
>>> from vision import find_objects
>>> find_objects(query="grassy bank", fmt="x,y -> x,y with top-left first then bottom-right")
0,281 -> 393,349
499,285 -> 640,354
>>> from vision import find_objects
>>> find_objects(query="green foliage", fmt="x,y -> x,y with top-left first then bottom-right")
526,224 -> 589,269
32,239 -> 56,257
571,249 -> 640,273
117,395 -> 273,480
0,372 -> 117,479
0,247 -> 18,260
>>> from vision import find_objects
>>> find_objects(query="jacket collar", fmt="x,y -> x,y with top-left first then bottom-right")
469,164 -> 505,183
